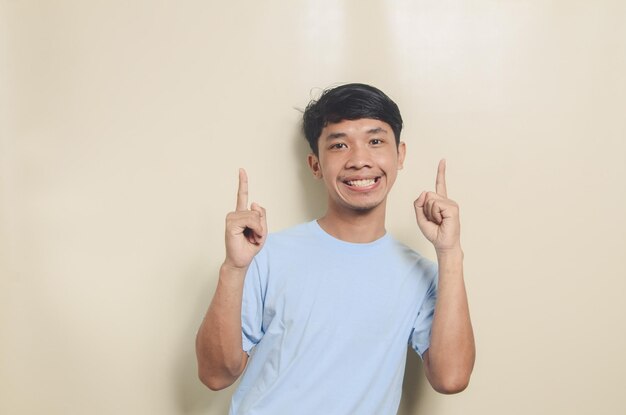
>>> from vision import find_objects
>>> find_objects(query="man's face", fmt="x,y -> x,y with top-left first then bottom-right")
308,118 -> 406,214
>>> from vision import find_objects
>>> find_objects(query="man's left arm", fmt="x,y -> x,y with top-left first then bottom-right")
414,159 -> 475,394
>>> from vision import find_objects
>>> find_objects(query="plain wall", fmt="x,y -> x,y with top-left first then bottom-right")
2,1 -> 625,414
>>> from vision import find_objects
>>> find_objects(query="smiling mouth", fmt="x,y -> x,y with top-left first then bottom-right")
344,177 -> 380,188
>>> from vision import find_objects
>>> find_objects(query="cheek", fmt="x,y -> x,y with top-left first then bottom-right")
376,153 -> 400,171
318,156 -> 341,176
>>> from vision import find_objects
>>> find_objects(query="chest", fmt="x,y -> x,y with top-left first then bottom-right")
261,252 -> 423,343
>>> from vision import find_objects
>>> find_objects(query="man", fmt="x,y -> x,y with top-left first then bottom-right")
196,83 -> 475,414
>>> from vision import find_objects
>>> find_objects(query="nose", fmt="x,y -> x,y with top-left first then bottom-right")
345,144 -> 373,169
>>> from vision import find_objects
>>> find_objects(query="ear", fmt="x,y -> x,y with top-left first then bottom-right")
397,141 -> 407,170
307,153 -> 323,178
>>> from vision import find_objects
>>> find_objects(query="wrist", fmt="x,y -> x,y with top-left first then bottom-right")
436,245 -> 464,280
435,245 -> 464,260
220,261 -> 249,279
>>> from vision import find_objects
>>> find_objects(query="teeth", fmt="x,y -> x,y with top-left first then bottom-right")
347,178 -> 376,187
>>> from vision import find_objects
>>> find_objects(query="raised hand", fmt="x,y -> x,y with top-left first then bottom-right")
224,169 -> 267,269
413,159 -> 461,253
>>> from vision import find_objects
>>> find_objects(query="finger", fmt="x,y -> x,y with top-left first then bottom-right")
414,196 -> 432,232
425,198 -> 436,223
431,200 -> 443,225
226,211 -> 263,237
425,194 -> 444,225
236,168 -> 249,211
414,191 -> 426,208
436,159 -> 447,197
242,213 -> 264,245
414,197 -> 427,223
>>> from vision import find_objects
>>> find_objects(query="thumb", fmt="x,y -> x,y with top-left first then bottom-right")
250,202 -> 267,239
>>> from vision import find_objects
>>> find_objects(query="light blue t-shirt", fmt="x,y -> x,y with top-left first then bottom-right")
230,221 -> 438,415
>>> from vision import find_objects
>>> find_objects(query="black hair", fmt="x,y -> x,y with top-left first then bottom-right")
302,83 -> 403,155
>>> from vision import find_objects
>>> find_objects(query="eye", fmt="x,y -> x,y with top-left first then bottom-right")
370,138 -> 383,145
330,142 -> 347,150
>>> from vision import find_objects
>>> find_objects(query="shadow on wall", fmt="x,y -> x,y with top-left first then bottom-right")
398,347 -> 428,414
173,267 -> 233,415
293,125 -> 327,221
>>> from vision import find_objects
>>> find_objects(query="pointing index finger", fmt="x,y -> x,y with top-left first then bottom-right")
436,159 -> 447,197
236,168 -> 249,211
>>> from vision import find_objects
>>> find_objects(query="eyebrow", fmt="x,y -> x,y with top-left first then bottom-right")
325,132 -> 347,140
324,127 -> 389,141
366,127 -> 388,135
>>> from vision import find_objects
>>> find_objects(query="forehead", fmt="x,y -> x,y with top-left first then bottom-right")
320,118 -> 393,140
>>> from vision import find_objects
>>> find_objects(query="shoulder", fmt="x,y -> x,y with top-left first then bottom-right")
253,221 -> 319,262
386,236 -> 433,267
248,221 -> 320,284
387,236 -> 438,282
264,221 -> 318,247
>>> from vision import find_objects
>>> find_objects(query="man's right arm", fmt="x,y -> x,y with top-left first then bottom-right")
195,169 -> 267,391
196,264 -> 250,390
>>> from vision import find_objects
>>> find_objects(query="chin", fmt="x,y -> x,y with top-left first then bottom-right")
341,199 -> 386,213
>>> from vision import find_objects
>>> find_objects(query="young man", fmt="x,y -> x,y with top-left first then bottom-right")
196,83 -> 475,414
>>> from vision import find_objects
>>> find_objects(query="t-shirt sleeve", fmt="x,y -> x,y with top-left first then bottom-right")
241,256 -> 265,354
409,260 -> 438,359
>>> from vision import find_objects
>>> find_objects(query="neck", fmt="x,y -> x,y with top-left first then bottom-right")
317,202 -> 387,243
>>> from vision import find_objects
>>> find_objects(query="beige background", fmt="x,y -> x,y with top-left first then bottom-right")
2,1 -> 626,414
